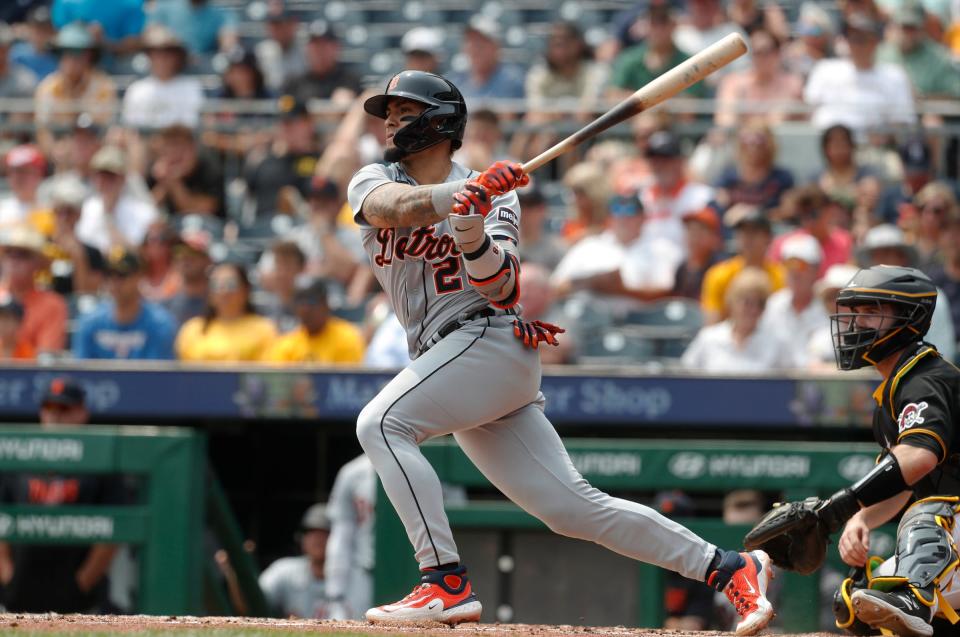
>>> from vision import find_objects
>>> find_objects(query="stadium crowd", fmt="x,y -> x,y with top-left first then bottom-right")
0,0 -> 955,370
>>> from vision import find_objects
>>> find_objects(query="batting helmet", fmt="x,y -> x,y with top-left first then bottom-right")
830,265 -> 937,370
364,70 -> 467,156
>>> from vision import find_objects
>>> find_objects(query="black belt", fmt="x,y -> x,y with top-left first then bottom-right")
437,307 -> 499,339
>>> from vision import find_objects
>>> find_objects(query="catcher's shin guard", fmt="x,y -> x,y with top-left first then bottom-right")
834,566 -> 880,635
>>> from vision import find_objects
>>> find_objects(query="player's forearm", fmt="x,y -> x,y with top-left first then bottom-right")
857,491 -> 912,529
76,544 -> 118,590
361,181 -> 464,228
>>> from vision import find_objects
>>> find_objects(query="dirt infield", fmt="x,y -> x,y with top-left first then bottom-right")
0,614 -> 836,637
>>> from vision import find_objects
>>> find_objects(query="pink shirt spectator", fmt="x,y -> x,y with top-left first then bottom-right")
769,228 -> 853,278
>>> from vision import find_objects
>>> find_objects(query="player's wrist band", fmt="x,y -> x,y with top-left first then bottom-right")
431,179 -> 468,217
850,452 -> 910,506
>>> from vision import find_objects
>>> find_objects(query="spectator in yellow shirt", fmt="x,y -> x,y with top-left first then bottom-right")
263,278 -> 365,364
176,262 -> 277,362
700,205 -> 785,324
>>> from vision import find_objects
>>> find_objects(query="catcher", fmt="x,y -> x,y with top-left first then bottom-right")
745,265 -> 960,637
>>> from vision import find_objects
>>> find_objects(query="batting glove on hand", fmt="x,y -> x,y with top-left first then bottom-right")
452,181 -> 493,216
513,319 -> 565,349
478,160 -> 529,196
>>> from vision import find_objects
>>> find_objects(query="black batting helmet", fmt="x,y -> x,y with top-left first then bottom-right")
830,265 -> 937,370
364,70 -> 467,156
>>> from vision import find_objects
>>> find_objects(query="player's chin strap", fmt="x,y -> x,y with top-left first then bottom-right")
450,214 -> 519,309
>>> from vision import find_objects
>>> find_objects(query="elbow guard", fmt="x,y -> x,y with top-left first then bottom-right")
465,244 -> 520,309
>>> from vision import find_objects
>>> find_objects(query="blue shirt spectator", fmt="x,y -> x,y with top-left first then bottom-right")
52,0 -> 145,43
447,16 -> 525,106
72,250 -> 177,360
9,7 -> 58,80
147,0 -> 237,55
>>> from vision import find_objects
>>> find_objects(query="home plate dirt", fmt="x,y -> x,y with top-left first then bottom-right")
0,614 -> 837,637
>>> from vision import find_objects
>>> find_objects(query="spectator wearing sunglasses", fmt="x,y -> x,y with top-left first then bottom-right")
72,249 -> 176,360
175,263 -> 276,362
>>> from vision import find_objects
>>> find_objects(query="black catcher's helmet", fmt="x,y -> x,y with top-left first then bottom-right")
364,70 -> 467,157
830,265 -> 937,370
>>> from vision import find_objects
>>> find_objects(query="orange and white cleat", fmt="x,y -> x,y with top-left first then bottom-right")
365,565 -> 482,625
709,550 -> 775,635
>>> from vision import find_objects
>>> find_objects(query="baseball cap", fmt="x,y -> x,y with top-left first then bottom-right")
105,248 -> 142,276
725,204 -> 771,232
0,297 -> 24,321
176,228 -> 213,256
0,225 -> 46,253
816,263 -> 859,296
781,233 -> 823,265
90,146 -> 126,175
308,175 -> 339,200
796,2 -> 834,36
27,6 -> 52,25
293,278 -> 330,305
857,223 -> 918,265
681,205 -> 721,233
41,377 -> 86,408
892,0 -> 925,26
402,27 -> 443,56
5,145 -> 46,172
306,19 -> 338,42
53,21 -> 97,51
300,503 -> 330,530
465,16 -> 502,44
844,12 -> 884,37
49,175 -> 89,209
644,130 -> 683,158
899,136 -> 932,173
142,24 -> 186,51
277,94 -> 310,120
608,194 -> 643,217
653,490 -> 695,518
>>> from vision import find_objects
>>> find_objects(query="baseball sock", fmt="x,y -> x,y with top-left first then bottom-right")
423,562 -> 460,573
705,548 -> 746,590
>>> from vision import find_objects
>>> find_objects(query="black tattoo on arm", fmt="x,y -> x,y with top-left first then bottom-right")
361,183 -> 446,228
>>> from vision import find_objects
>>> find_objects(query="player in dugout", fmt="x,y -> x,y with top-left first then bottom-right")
745,265 -> 960,637
346,69 -> 774,634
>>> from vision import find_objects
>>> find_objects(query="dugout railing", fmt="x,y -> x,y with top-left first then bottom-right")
374,438 -> 891,632
0,425 -> 268,616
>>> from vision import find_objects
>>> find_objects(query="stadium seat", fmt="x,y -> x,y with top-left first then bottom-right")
619,298 -> 703,360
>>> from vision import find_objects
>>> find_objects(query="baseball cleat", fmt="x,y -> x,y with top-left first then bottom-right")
713,550 -> 775,636
365,564 -> 482,625
852,588 -> 934,637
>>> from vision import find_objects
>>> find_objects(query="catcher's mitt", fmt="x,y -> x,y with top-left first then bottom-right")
743,497 -> 829,575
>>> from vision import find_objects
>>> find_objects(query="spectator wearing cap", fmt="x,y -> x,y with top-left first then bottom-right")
673,206 -> 724,300
876,135 -> 934,225
0,145 -> 54,237
72,249 -> 176,360
700,205 -> 785,324
683,266 -> 795,372
713,123 -> 794,213
218,47 -> 271,102
878,0 -> 960,98
401,27 -> 443,75
34,22 -> 117,134
447,16 -> 526,105
47,174 -> 104,296
759,233 -> 827,366
281,21 -> 360,107
122,26 -> 204,131
906,182 -> 959,269
285,177 -> 363,287
163,228 -> 211,326
0,298 -> 32,360
926,210 -> 960,356
259,503 -> 332,618
0,24 -> 38,102
674,0 -> 744,64
10,7 -> 57,81
714,29 -> 804,127
638,130 -> 714,253
609,4 -> 707,101
42,114 -> 103,192
203,47 -> 274,159
0,226 -> 67,355
783,2 -> 835,78
147,125 -> 223,218
263,278 -> 364,364
803,12 -> 916,133
0,377 -> 126,614
51,0 -> 145,54
176,262 -> 277,362
859,223 -> 956,360
256,2 -> 306,92
240,95 -> 320,219
805,263 -> 860,369
769,185 -> 853,278
517,187 -> 565,272
146,0 -> 238,55
79,145 -> 158,252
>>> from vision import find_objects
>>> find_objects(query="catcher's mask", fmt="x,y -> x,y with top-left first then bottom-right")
830,265 -> 936,370
364,70 -> 467,161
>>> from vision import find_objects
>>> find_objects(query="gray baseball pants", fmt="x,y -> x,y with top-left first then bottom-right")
356,315 -> 716,582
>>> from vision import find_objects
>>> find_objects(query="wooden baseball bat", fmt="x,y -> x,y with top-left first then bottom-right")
521,32 -> 748,174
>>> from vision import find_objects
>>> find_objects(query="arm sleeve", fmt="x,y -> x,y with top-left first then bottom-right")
347,164 -> 394,226
324,466 -> 359,599
894,375 -> 954,463
465,191 -> 522,308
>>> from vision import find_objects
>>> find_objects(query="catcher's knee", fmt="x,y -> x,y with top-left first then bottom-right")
893,497 -> 959,592
833,571 -> 879,635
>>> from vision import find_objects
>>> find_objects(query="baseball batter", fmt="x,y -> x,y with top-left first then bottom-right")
347,70 -> 774,634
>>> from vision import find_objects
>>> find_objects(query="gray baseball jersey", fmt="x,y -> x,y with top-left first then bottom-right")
348,160 -> 719,609
347,161 -> 521,357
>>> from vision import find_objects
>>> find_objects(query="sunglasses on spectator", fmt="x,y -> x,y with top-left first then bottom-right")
210,278 -> 241,293
921,204 -> 948,216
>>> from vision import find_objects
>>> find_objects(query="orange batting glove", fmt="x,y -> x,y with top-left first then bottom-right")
513,319 -> 565,349
477,161 -> 529,196
451,181 -> 493,216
